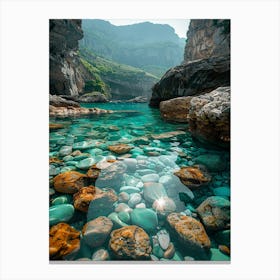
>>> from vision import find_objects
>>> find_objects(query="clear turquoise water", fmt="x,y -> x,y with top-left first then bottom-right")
49,103 -> 230,261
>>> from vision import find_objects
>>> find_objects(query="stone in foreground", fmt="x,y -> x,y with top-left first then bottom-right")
109,226 -> 152,260
49,223 -> 80,260
53,171 -> 88,194
73,186 -> 96,212
196,196 -> 230,231
174,165 -> 211,189
82,216 -> 113,248
87,188 -> 118,221
167,213 -> 211,259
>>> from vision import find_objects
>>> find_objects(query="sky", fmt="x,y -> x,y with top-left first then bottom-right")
107,19 -> 190,38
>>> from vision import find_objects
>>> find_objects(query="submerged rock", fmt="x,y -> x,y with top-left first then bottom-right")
174,165 -> 211,190
194,153 -> 227,172
49,223 -> 80,260
108,144 -> 133,154
143,182 -> 167,204
92,248 -> 110,261
87,188 -> 118,221
49,204 -> 75,226
82,216 -> 113,248
166,213 -> 211,259
157,229 -> 170,250
130,208 -> 158,233
152,197 -> 176,216
196,196 -> 230,231
73,186 -> 96,212
109,226 -> 152,260
53,171 -> 88,194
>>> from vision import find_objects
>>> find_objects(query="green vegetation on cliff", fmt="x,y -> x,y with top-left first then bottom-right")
80,47 -> 158,100
80,19 -> 185,77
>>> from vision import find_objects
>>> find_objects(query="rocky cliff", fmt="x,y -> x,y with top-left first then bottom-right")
184,19 -> 230,62
150,19 -> 230,107
49,19 -> 90,96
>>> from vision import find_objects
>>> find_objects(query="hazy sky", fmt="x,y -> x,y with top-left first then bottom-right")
107,19 -> 190,38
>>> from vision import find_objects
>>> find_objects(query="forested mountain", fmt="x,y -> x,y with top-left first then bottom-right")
80,19 -> 185,77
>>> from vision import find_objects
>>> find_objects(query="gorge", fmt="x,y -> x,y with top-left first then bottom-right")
49,19 -> 230,262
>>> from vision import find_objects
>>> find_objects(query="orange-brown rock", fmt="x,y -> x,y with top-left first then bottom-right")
49,123 -> 64,131
73,186 -> 96,212
53,171 -> 88,194
87,187 -> 118,220
166,213 -> 211,259
82,216 -> 113,248
86,165 -> 101,181
109,226 -> 152,260
49,105 -> 113,117
49,222 -> 80,260
107,144 -> 133,154
218,245 -> 230,256
49,157 -> 63,164
174,165 -> 211,189
159,96 -> 193,123
196,196 -> 230,231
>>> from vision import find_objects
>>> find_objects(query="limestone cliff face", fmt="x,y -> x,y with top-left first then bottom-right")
49,19 -> 90,96
150,19 -> 230,107
184,20 -> 230,62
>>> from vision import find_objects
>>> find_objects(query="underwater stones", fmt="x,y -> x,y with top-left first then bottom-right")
92,249 -> 110,261
130,208 -> 158,233
123,158 -> 137,172
166,213 -> 211,259
59,145 -> 72,156
86,165 -> 101,181
108,144 -> 133,154
76,157 -> 96,170
174,165 -> 211,190
118,191 -> 130,203
188,87 -> 230,148
135,203 -> 146,208
53,171 -> 88,194
141,173 -> 160,183
210,248 -> 230,261
109,226 -> 152,260
213,187 -> 230,197
73,186 -> 95,212
214,230 -> 230,247
73,140 -> 96,150
160,96 -> 192,123
157,229 -> 170,250
49,204 -> 75,226
51,195 -> 71,206
118,211 -> 131,224
49,123 -> 64,131
196,196 -> 230,231
119,186 -> 140,194
163,242 -> 175,259
151,131 -> 186,141
115,203 -> 132,213
49,223 -> 80,260
194,154 -> 227,172
218,245 -> 230,256
82,216 -> 113,248
152,197 -> 176,216
133,136 -> 149,145
128,193 -> 142,208
87,188 -> 118,221
95,161 -> 126,189
108,212 -> 129,228
143,182 -> 167,204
